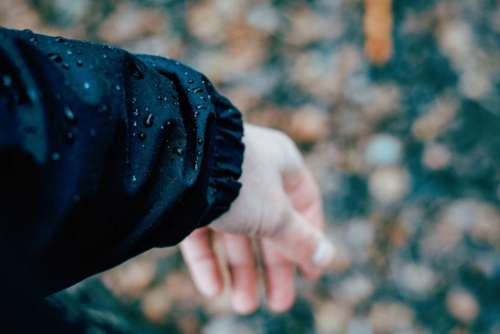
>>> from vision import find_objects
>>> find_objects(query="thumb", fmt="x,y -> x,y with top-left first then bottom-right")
268,208 -> 335,270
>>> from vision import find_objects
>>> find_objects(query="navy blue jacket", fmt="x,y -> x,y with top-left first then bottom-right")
0,27 -> 244,331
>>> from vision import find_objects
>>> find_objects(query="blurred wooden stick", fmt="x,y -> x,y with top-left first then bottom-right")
364,0 -> 393,65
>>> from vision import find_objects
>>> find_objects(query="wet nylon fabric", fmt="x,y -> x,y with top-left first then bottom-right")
0,27 -> 244,299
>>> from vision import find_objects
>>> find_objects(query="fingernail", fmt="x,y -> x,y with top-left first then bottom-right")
198,280 -> 220,297
233,293 -> 258,315
312,240 -> 335,267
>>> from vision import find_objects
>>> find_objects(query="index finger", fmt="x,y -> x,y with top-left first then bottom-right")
180,227 -> 223,297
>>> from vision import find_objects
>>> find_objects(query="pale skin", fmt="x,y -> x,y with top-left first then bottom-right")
180,124 -> 335,314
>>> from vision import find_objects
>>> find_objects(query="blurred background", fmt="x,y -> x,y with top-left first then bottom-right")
2,0 -> 500,333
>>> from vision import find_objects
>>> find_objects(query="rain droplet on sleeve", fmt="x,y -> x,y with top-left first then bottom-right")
143,113 -> 154,127
64,107 -> 78,124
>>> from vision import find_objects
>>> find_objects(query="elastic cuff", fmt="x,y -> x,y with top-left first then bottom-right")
200,89 -> 244,226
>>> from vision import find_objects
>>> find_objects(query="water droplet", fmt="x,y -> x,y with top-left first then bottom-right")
76,59 -> 83,66
29,37 -> 38,43
133,121 -> 137,127
133,109 -> 140,117
132,175 -> 137,183
157,95 -> 163,101
83,82 -> 90,89
193,87 -> 204,94
138,132 -> 146,140
23,29 -> 33,34
175,147 -> 183,155
102,54 -> 108,59
55,37 -> 64,43
66,50 -> 73,55
131,97 -> 137,104
65,131 -> 75,144
2,75 -> 12,87
115,84 -> 121,91
197,138 -> 203,144
64,107 -> 78,124
49,53 -> 63,63
145,107 -> 149,112
62,63 -> 70,69
194,111 -> 199,117
51,152 -> 60,161
188,79 -> 194,84
163,96 -> 167,102
196,105 -> 204,110
143,113 -> 154,127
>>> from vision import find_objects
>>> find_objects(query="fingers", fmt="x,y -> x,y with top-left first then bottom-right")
283,169 -> 324,229
271,208 -> 335,272
180,227 -> 223,297
261,239 -> 296,313
222,233 -> 259,314
283,169 -> 327,279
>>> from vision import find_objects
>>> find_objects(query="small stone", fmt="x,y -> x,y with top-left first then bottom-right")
369,166 -> 409,204
141,288 -> 172,323
346,317 -> 373,334
101,260 -> 156,299
446,289 -> 479,323
97,3 -> 167,43
422,142 -> 451,170
203,316 -> 258,334
393,262 -> 439,298
459,69 -> 492,100
369,302 -> 415,333
364,134 -> 402,167
163,271 -> 199,305
412,95 -> 458,141
316,301 -> 351,334
288,105 -> 329,143
334,275 -> 374,306
246,4 -> 281,33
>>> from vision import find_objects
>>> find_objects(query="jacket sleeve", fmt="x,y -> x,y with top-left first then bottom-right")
0,27 -> 244,295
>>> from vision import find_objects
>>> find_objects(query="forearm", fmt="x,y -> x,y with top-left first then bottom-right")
0,27 -> 244,295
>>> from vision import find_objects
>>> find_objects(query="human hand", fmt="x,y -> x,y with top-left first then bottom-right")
180,124 -> 335,314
